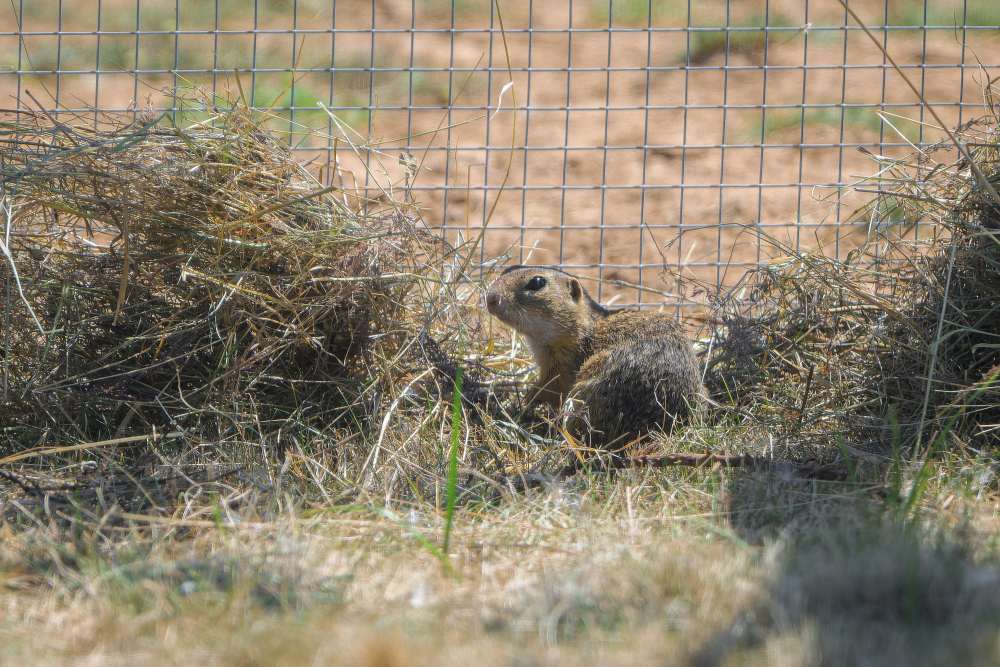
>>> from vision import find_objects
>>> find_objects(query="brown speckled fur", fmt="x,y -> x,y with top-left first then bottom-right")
486,266 -> 703,449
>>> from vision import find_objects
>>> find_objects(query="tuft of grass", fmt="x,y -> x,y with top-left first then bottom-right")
416,0 -> 492,20
890,0 -> 1000,27
708,106 -> 1000,478
442,368 -> 463,554
587,0 -> 687,27
0,98 -> 457,492
684,13 -> 795,64
247,79 -> 366,144
738,106 -> 922,144
409,72 -> 453,104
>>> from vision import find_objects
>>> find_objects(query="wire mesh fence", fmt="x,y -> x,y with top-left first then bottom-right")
2,0 -> 999,306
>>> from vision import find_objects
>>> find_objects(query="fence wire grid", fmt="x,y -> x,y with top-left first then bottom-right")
3,0 -> 999,306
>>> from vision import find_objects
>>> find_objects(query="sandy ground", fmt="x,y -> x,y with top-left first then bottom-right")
2,0 -> 999,303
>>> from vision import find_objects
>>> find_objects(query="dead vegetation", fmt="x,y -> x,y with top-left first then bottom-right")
704,103 -> 1000,466
0,100 -> 446,443
0,98 -> 514,503
0,91 -> 998,666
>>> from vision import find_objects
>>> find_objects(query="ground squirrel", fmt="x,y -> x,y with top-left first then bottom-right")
485,266 -> 703,450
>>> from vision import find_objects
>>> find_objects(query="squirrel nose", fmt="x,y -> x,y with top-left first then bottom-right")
486,292 -> 501,312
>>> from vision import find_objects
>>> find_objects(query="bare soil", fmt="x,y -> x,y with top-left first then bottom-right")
2,0 -> 998,306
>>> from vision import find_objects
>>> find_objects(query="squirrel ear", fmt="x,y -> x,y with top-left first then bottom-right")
569,278 -> 583,303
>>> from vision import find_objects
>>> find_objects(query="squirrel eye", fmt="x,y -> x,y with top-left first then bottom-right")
524,276 -> 547,291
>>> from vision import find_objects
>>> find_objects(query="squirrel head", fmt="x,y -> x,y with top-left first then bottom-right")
485,266 -> 608,348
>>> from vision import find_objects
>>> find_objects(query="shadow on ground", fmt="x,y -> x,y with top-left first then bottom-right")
688,467 -> 1000,667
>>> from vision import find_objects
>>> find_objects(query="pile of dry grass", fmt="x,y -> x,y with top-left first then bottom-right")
706,106 -> 1000,459
0,102 -> 465,467
5,93 -> 998,502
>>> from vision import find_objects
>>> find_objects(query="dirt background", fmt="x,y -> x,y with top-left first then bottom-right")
3,0 -> 999,304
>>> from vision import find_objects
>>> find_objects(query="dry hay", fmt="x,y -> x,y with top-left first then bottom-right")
0,101 -> 469,471
4,94 -> 1000,505
706,104 -> 1000,459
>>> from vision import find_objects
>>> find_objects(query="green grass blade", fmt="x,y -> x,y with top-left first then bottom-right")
442,368 -> 463,554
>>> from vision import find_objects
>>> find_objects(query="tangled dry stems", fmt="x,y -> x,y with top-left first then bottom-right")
0,100 -> 493,497
1,94 -> 999,510
706,103 -> 1000,460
